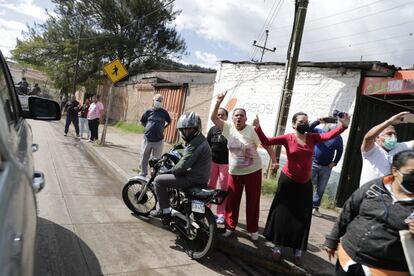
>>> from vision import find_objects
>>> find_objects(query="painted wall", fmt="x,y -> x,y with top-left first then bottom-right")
209,62 -> 362,197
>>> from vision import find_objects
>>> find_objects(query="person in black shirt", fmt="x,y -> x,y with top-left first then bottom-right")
207,107 -> 229,224
63,95 -> 80,137
79,98 -> 90,139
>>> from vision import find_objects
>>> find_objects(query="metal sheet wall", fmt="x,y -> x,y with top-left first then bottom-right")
155,85 -> 187,143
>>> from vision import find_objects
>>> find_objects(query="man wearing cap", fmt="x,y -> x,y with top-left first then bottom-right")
139,94 -> 171,177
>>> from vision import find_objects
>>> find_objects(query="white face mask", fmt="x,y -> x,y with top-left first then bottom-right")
154,101 -> 162,109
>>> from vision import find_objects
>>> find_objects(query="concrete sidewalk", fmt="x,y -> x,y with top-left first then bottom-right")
65,121 -> 338,275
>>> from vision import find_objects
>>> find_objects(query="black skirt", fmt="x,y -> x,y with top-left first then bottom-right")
263,171 -> 313,251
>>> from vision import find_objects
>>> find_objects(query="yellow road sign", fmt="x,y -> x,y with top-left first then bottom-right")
103,58 -> 129,83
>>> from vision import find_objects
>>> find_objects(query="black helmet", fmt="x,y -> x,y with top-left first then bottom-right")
177,112 -> 201,142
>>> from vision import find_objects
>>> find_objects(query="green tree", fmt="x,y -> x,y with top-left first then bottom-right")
12,0 -> 186,90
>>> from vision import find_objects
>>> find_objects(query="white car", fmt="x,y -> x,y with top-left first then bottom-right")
0,50 -> 60,275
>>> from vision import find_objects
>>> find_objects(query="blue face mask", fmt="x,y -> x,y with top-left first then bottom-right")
154,101 -> 162,109
383,135 -> 397,151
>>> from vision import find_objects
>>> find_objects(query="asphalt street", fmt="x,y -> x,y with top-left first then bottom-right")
30,120 -> 249,276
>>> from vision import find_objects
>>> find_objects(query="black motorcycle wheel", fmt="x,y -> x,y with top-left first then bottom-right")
122,180 -> 157,216
185,207 -> 217,260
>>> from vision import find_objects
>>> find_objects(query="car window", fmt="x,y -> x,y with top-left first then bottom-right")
0,61 -> 17,126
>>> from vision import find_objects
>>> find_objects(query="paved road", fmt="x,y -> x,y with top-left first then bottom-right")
31,120 -> 247,276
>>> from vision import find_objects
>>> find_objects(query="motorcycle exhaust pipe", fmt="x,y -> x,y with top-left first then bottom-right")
171,209 -> 200,229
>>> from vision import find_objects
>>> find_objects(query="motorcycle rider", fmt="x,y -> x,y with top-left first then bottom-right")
150,112 -> 212,221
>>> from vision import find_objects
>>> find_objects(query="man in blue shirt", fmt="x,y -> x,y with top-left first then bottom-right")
309,119 -> 343,217
139,94 -> 171,177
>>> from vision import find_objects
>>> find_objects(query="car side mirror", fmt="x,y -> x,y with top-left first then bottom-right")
26,96 -> 61,120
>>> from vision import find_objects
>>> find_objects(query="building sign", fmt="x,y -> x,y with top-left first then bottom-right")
362,71 -> 414,95
103,58 -> 128,83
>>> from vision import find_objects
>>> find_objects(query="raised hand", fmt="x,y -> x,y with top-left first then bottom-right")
252,114 -> 261,128
216,91 -> 227,103
388,111 -> 410,125
338,113 -> 351,128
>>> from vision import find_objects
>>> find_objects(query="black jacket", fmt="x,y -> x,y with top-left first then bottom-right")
325,177 -> 414,271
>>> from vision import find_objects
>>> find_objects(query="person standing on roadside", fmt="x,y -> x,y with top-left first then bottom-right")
17,77 -> 29,95
207,107 -> 229,224
87,95 -> 104,142
360,111 -> 414,186
253,112 -> 349,265
309,120 -> 343,217
138,94 -> 171,177
63,95 -> 80,137
79,98 -> 90,139
210,91 -> 278,242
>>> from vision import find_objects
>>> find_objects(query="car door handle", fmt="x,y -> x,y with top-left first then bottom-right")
32,144 -> 39,152
32,171 -> 45,193
12,234 -> 23,258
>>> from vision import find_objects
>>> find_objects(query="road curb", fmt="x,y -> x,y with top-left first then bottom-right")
216,235 -> 309,275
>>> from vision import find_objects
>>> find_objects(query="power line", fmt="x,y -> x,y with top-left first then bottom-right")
300,33 -> 414,55
250,0 -> 284,61
249,0 -> 279,58
318,46 -> 414,61
304,1 -> 414,33
274,18 -> 414,49
273,0 -> 387,30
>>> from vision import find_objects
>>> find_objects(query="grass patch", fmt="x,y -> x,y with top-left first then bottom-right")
320,194 -> 337,210
113,121 -> 145,134
262,177 -> 278,195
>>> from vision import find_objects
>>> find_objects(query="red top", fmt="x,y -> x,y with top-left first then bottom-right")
255,125 -> 347,184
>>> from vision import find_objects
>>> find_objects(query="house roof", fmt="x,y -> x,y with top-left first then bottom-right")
220,60 -> 399,77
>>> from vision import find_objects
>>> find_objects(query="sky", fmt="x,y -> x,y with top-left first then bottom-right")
1,0 -> 414,69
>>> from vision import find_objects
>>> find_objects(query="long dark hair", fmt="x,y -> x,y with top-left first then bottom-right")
392,150 -> 414,170
292,112 -> 308,124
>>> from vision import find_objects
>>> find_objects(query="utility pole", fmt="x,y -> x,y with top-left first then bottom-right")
72,24 -> 83,96
269,0 -> 309,175
253,30 -> 276,62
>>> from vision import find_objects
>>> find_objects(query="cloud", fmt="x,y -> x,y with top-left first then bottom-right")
0,0 -> 50,20
194,50 -> 219,68
0,17 -> 28,57
174,0 -> 414,67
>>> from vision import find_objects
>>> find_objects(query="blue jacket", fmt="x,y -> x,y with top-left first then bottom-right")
309,121 -> 343,166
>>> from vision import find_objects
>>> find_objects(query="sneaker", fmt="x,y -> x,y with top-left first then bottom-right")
64,133 -> 67,136
222,229 -> 234,237
87,139 -> 93,143
249,231 -> 259,241
216,215 -> 225,224
76,134 -> 80,138
312,208 -> 322,217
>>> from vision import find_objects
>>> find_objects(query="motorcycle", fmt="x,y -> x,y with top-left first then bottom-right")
122,144 -> 228,260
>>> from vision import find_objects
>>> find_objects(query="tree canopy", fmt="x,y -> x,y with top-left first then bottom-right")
12,0 -> 186,90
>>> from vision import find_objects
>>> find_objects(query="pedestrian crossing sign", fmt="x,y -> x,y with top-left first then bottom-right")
103,58 -> 129,83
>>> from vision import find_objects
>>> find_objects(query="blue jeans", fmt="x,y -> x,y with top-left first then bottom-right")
311,162 -> 332,208
64,115 -> 79,135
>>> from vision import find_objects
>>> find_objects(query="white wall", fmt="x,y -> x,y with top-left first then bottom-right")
209,62 -> 362,195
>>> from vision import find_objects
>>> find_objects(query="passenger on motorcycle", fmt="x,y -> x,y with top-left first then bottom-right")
150,112 -> 212,221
